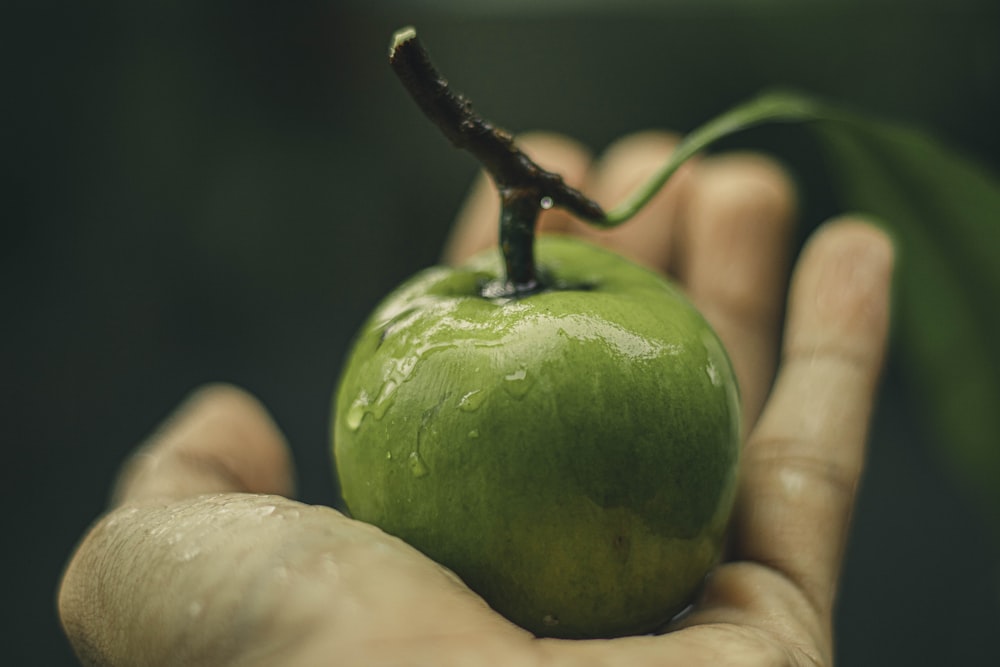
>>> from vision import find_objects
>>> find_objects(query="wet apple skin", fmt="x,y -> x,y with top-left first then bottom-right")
333,235 -> 741,638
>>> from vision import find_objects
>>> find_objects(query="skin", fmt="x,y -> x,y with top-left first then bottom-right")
58,131 -> 894,666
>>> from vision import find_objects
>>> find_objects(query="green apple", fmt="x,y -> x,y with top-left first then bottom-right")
333,234 -> 741,638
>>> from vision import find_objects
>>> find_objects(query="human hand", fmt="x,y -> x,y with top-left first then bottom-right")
59,132 -> 893,666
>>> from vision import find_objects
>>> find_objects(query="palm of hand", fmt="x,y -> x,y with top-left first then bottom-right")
59,133 -> 892,667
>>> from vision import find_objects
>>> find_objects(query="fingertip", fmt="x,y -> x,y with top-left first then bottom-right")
803,216 -> 895,270
167,383 -> 279,445
599,129 -> 680,154
791,217 -> 896,356
182,381 -> 266,413
113,383 -> 296,506
701,152 -> 797,190
689,153 -> 798,236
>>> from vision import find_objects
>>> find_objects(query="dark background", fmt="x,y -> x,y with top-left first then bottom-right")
5,1 -> 1000,664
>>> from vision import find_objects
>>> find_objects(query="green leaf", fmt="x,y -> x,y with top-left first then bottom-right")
811,113 -> 1000,523
603,92 -> 825,225
625,91 -> 1000,523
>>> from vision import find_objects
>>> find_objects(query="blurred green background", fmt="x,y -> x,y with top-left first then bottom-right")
5,1 -> 999,664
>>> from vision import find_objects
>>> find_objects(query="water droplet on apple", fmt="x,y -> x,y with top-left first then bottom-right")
386,450 -> 393,460
503,367 -> 532,398
345,394 -> 368,430
705,361 -> 721,387
505,368 -> 527,382
370,380 -> 399,420
458,389 -> 485,412
409,451 -> 429,478
700,329 -> 731,391
468,429 -> 479,439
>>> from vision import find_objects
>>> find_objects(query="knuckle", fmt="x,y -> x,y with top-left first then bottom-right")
744,438 -> 859,502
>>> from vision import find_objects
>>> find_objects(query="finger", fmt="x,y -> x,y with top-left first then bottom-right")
579,131 -> 690,273
112,383 -> 295,506
734,218 -> 894,618
442,133 -> 592,265
677,153 -> 797,430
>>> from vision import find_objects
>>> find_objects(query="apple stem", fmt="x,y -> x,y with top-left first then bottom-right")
389,27 -> 605,296
386,28 -> 824,289
499,190 -> 543,294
